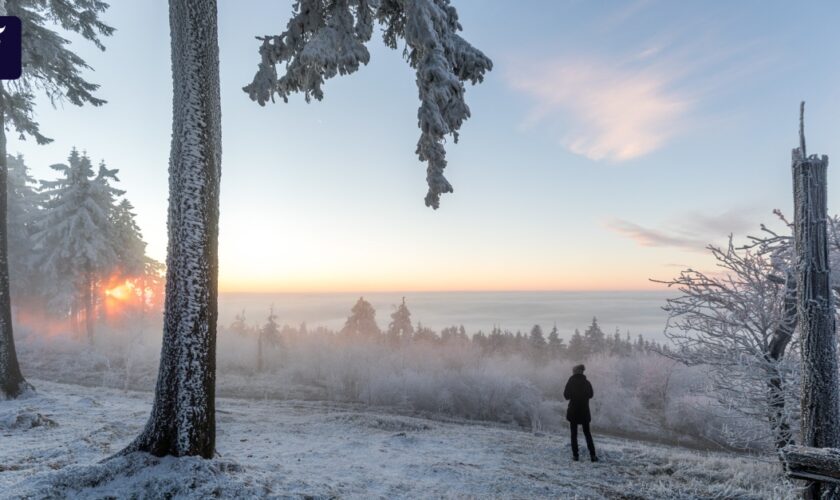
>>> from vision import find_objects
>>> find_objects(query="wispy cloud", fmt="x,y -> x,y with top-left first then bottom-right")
605,219 -> 707,250
510,60 -> 690,161
506,2 -> 774,163
605,208 -> 763,252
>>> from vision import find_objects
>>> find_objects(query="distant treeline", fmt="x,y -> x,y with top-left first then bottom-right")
228,296 -> 668,364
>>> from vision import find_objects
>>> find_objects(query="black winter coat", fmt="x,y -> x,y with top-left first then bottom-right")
564,373 -> 593,424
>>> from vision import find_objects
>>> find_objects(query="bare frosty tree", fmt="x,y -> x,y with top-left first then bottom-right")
120,0 -> 221,458
244,0 -> 493,209
655,238 -> 799,451
0,0 -> 112,399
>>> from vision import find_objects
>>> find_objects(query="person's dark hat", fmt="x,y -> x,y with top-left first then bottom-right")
573,364 -> 585,374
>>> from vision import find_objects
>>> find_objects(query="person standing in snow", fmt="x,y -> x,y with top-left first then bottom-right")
564,364 -> 598,462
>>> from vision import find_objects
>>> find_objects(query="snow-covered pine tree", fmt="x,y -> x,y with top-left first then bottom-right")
486,325 -> 503,353
471,330 -> 486,350
243,0 -> 492,209
547,323 -> 565,359
413,321 -> 438,343
567,328 -> 585,361
608,329 -> 621,356
387,297 -> 413,345
583,317 -> 605,356
257,308 -> 282,373
229,310 -> 250,337
119,0 -> 222,459
5,154 -> 39,300
33,150 -> 123,343
110,199 -> 148,277
341,296 -> 381,338
0,0 -> 112,399
529,324 -> 546,362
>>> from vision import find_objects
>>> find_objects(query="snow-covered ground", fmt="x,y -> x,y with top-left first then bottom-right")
0,380 -> 797,499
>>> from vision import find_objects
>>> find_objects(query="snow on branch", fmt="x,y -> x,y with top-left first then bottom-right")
243,0 -> 492,209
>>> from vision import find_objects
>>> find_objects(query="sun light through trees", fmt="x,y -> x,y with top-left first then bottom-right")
9,152 -> 164,342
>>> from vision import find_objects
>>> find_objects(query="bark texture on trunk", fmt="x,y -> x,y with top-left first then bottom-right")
0,85 -> 30,399
793,110 -> 840,498
782,445 -> 840,485
120,0 -> 221,458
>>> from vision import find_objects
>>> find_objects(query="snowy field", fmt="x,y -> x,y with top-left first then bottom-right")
2,380 -> 797,499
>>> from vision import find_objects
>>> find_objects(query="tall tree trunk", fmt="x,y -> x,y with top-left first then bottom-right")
792,106 -> 840,499
0,84 -> 30,399
120,0 -> 221,458
767,271 -> 797,452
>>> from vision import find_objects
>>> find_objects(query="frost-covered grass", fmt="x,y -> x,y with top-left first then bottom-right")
1,380 -> 798,499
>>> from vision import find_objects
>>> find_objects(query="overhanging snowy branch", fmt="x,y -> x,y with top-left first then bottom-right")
243,0 -> 492,209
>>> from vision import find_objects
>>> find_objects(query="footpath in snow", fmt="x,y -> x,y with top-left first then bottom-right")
1,380 -> 796,499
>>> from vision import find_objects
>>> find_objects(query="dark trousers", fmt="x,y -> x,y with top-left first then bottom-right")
570,422 -> 596,458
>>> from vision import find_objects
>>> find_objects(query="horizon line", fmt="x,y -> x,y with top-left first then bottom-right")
217,288 -> 670,295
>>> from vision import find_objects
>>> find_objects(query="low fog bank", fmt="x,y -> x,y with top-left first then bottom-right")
12,298 -> 771,454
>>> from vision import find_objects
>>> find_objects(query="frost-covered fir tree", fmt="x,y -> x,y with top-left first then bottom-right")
413,321 -> 438,343
5,155 -> 39,300
529,324 -> 546,362
486,325 -> 504,353
583,317 -> 606,356
440,324 -> 467,345
110,199 -> 148,277
257,308 -> 282,373
229,310 -> 251,337
341,297 -> 381,338
33,150 -> 122,343
119,0 -> 222,459
244,0 -> 492,209
110,198 -> 162,315
567,328 -> 586,361
387,297 -> 413,345
547,324 -> 565,359
0,0 -> 112,399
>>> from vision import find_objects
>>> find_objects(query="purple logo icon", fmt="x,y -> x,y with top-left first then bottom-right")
0,16 -> 22,80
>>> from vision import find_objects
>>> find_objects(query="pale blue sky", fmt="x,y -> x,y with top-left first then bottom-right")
9,0 -> 840,291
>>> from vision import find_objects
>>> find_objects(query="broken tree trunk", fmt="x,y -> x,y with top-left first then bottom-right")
792,102 -> 840,499
783,446 -> 840,484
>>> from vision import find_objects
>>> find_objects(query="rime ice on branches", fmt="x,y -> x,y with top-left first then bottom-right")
243,0 -> 493,209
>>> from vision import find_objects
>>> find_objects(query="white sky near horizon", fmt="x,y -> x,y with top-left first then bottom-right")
7,0 -> 840,293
